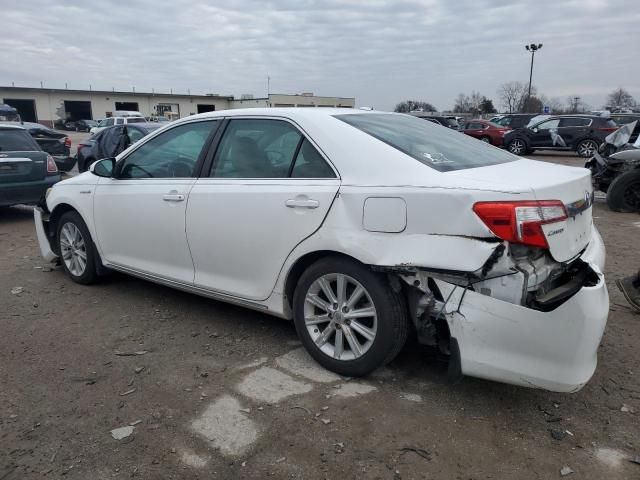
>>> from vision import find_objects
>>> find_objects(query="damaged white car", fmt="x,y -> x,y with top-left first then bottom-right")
34,109 -> 608,392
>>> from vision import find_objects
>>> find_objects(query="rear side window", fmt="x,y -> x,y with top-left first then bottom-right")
335,114 -> 516,172
127,117 -> 146,124
211,119 -> 335,179
0,129 -> 39,151
559,117 -> 591,127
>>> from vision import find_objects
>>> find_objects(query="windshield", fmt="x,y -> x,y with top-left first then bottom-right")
335,113 -> 516,172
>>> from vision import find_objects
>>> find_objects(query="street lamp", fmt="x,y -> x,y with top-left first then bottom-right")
524,43 -> 543,112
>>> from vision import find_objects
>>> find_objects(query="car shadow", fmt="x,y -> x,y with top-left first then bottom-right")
0,205 -> 35,225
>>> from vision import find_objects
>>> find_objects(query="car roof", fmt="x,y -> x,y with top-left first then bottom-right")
0,122 -> 26,130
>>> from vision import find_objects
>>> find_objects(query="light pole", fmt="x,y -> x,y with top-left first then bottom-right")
525,43 -> 542,112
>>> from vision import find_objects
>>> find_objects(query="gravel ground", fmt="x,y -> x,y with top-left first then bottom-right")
1,151 -> 639,479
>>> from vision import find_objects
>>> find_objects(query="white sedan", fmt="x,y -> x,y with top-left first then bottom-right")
34,108 -> 608,392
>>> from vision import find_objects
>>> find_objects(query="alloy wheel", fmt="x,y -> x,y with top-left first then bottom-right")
509,139 -> 525,155
60,222 -> 87,277
578,140 -> 597,157
304,273 -> 378,361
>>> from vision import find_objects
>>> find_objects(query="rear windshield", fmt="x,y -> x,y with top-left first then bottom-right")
335,113 -> 516,172
0,129 -> 39,151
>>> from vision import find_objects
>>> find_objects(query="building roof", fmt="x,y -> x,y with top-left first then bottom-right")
0,86 -> 234,100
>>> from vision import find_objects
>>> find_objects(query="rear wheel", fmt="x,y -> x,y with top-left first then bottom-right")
606,169 -> 640,213
576,139 -> 599,158
57,211 -> 99,284
293,257 -> 409,377
480,136 -> 491,143
507,138 -> 526,155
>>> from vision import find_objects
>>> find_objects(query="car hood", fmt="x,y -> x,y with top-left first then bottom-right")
55,171 -> 99,186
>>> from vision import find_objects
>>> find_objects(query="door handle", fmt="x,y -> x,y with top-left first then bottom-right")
285,198 -> 319,209
163,194 -> 185,202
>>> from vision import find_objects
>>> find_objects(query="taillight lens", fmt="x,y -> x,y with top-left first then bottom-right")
64,136 -> 71,148
46,155 -> 58,174
473,200 -> 567,248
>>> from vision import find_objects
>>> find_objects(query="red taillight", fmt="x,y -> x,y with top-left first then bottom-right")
597,127 -> 617,133
46,155 -> 58,174
473,200 -> 567,248
64,136 -> 71,147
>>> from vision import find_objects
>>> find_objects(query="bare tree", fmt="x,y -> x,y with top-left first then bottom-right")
394,100 -> 437,113
606,87 -> 636,109
497,81 -> 527,113
565,95 -> 590,114
453,93 -> 471,113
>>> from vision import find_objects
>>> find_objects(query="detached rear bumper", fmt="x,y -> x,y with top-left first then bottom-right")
442,227 -> 608,393
34,207 -> 58,263
52,155 -> 76,172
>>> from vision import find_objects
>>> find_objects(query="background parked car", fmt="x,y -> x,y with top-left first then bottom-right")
0,124 -> 61,206
491,113 -> 538,130
76,123 -> 163,172
89,115 -> 147,135
462,119 -> 511,146
610,113 -> 640,143
504,115 -> 618,157
21,122 -> 75,171
412,114 -> 460,129
74,119 -> 98,132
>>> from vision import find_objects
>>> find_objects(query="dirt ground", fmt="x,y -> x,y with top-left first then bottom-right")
1,152 -> 639,479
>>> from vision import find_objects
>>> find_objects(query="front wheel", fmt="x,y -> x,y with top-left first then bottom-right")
507,138 -> 527,155
607,169 -> 640,213
480,136 -> 491,143
293,257 -> 409,377
57,211 -> 99,284
576,139 -> 599,158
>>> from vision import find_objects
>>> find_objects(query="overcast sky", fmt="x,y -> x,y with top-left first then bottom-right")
1,0 -> 638,111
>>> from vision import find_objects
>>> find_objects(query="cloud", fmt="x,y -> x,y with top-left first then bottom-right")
0,0 -> 638,110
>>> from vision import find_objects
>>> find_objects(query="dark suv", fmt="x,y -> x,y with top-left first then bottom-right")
491,114 -> 538,129
504,115 -> 618,157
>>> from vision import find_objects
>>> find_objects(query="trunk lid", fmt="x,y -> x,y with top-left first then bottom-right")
448,159 -> 594,263
0,127 -> 48,183
0,150 -> 48,183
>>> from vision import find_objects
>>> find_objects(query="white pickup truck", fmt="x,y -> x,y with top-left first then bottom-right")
89,111 -> 146,135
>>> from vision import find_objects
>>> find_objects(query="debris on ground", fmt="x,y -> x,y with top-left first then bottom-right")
119,388 -> 136,396
110,426 -> 134,440
275,457 -> 286,463
134,366 -> 145,374
629,456 -> 640,465
11,286 -> 23,295
321,418 -> 331,425
115,350 -> 148,356
333,442 -> 345,453
560,466 -> 574,476
129,420 -> 142,426
291,405 -> 312,414
621,404 -> 635,413
550,429 -> 567,441
399,446 -> 431,461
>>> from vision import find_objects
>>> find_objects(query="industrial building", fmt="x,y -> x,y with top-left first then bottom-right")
0,86 -> 355,127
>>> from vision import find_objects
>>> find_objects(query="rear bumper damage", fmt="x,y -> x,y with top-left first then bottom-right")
397,226 -> 608,392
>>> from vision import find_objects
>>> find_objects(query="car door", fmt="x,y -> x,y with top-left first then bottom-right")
186,117 -> 340,301
93,119 -> 220,283
558,117 -> 590,147
529,118 -> 560,148
464,122 -> 483,139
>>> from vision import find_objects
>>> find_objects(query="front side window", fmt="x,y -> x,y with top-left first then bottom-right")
335,113 -> 516,172
118,120 -> 218,179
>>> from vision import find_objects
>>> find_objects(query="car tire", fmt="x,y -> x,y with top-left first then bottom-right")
480,136 -> 491,143
292,256 -> 409,377
576,139 -> 599,158
606,169 -> 640,213
56,211 -> 99,284
507,138 -> 527,155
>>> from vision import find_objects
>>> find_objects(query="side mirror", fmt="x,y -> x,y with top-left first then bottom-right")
90,157 -> 115,177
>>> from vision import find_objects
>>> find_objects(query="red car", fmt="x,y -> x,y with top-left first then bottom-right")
462,119 -> 511,146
